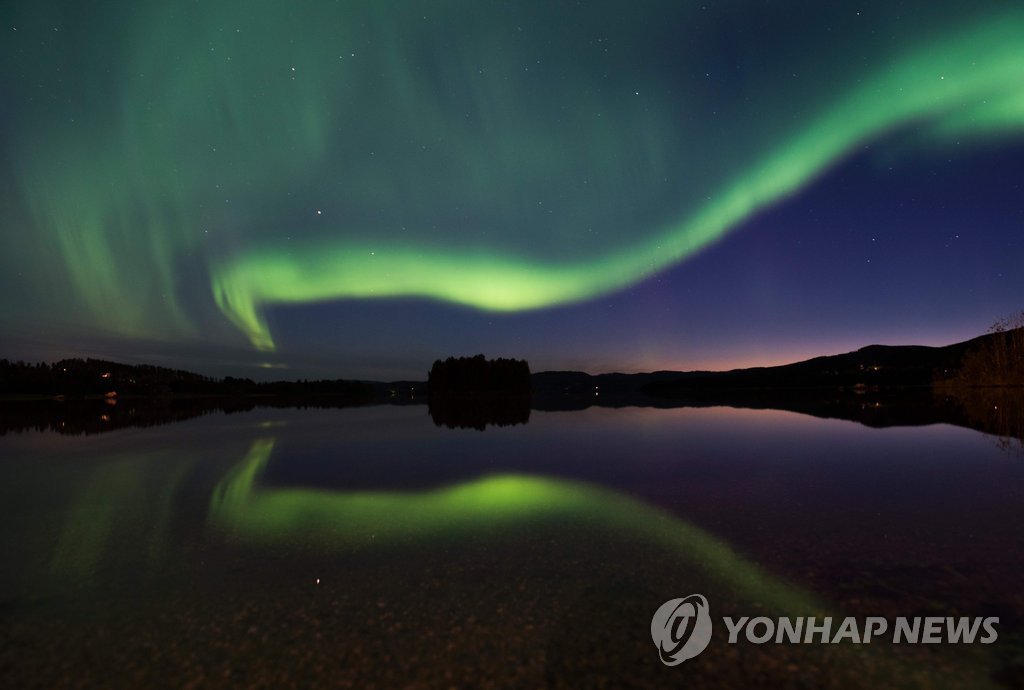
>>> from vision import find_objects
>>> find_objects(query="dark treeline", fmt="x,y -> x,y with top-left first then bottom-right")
950,318 -> 1024,388
0,358 -> 375,400
428,355 -> 531,393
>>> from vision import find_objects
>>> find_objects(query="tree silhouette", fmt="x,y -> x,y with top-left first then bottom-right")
955,312 -> 1024,387
428,354 -> 531,393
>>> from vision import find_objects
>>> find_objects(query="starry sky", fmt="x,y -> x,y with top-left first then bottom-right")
1,1 -> 1023,380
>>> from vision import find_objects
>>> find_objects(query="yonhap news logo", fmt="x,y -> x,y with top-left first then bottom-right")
650,594 -> 714,665
651,594 -> 999,666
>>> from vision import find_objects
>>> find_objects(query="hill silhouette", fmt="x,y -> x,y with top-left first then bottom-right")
2,329 -> 1021,445
529,329 -> 1023,403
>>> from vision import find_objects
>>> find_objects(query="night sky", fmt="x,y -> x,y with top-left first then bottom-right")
2,1 -> 1023,380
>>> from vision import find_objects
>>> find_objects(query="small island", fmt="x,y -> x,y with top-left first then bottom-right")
427,355 -> 532,430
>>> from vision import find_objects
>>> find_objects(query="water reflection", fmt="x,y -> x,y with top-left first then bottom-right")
940,387 -> 1024,456
427,393 -> 531,430
1,403 -> 1022,687
208,437 -> 816,614
0,396 -> 371,436
3,387 -> 1023,458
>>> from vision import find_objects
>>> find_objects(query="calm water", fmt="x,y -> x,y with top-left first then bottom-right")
1,403 -> 1022,688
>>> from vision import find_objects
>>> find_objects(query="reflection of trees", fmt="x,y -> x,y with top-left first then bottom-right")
428,393 -> 531,430
943,388 -> 1024,457
0,397 -> 370,436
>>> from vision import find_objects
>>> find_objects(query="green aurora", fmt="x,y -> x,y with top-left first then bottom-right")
3,1 -> 1024,352
208,437 -> 820,614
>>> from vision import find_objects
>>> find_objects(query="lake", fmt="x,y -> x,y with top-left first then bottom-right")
1,401 -> 1022,688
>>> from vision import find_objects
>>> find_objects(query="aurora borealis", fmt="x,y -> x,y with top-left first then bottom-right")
209,436 -> 819,614
3,1 -> 1024,376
